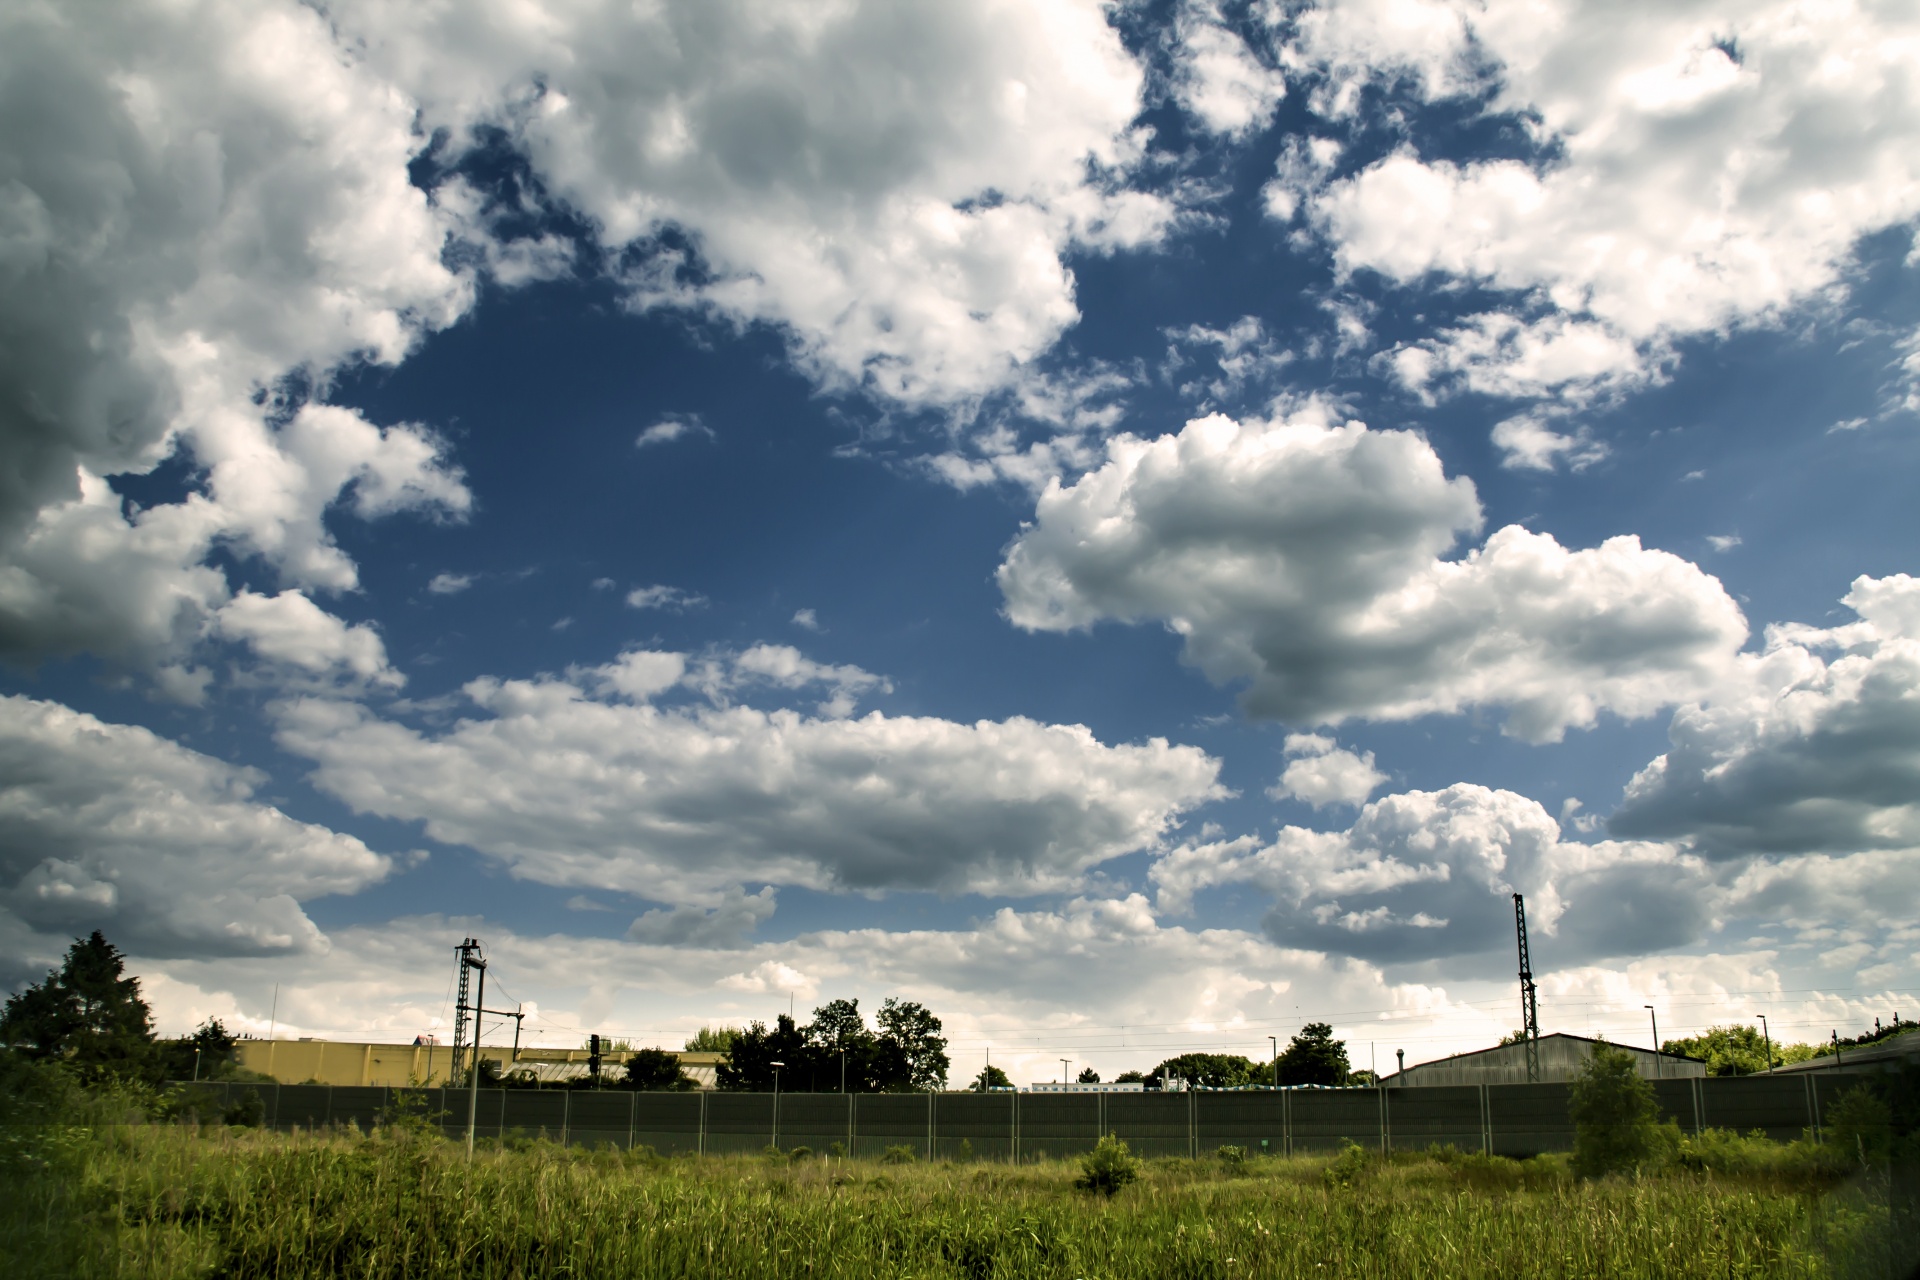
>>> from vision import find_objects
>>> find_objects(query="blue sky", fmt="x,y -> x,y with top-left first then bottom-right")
3,0 -> 1919,1083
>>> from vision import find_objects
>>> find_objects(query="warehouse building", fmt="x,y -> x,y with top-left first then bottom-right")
226,1039 -> 725,1089
1384,1032 -> 1703,1087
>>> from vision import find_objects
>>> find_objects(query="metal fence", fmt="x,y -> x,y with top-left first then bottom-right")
168,1070 -> 1873,1159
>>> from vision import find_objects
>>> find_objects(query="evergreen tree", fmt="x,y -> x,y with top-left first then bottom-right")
1076,1066 -> 1101,1083
1278,1023 -> 1349,1086
0,932 -> 156,1083
160,1018 -> 238,1081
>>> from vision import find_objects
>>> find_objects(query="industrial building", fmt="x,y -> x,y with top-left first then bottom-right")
1383,1032 -> 1704,1087
228,1039 -> 724,1089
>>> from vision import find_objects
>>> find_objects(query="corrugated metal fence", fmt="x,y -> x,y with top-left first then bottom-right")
168,1071 -> 1871,1159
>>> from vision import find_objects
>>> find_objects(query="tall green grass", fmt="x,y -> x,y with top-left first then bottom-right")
6,1121 -> 1898,1279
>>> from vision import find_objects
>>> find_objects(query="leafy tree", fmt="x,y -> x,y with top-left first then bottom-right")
1074,1133 -> 1140,1196
1824,1084 -> 1893,1166
1076,1066 -> 1101,1083
1148,1053 -> 1261,1089
1662,1024 -> 1814,1075
716,1014 -> 811,1091
1498,1028 -> 1531,1046
1569,1044 -> 1659,1178
0,932 -> 156,1083
160,1018 -> 238,1081
970,1064 -> 1013,1091
807,999 -> 868,1051
1113,1070 -> 1146,1084
1278,1023 -> 1349,1087
875,998 -> 948,1090
1347,1069 -> 1380,1087
684,1025 -> 742,1053
624,1047 -> 699,1091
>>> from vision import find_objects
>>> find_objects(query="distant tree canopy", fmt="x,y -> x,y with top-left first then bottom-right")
970,1064 -> 1013,1091
1076,1067 -> 1101,1084
1662,1025 -> 1816,1076
0,932 -> 157,1084
684,1026 -> 742,1053
623,1047 -> 699,1092
1278,1023 -> 1350,1087
716,997 -> 949,1092
1147,1053 -> 1262,1089
158,1018 -> 239,1082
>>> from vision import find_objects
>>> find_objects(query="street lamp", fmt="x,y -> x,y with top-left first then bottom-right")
1268,1035 -> 1278,1089
770,1061 -> 785,1151
1060,1058 -> 1070,1085
1644,1005 -> 1660,1079
1757,1015 -> 1772,1074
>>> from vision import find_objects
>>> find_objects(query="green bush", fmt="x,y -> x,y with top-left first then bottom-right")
827,1141 -> 846,1158
1823,1084 -> 1893,1168
1323,1140 -> 1377,1188
882,1145 -> 917,1164
1569,1045 -> 1659,1178
1073,1132 -> 1140,1197
954,1138 -> 974,1162
1215,1144 -> 1246,1167
787,1146 -> 813,1162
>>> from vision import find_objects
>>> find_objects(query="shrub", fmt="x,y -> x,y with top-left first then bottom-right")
955,1138 -> 974,1162
788,1145 -> 813,1162
223,1089 -> 265,1128
827,1141 -> 847,1158
1323,1140 -> 1377,1188
1215,1144 -> 1246,1167
1570,1045 -> 1659,1178
1824,1084 -> 1893,1168
882,1145 -> 917,1164
1073,1133 -> 1140,1197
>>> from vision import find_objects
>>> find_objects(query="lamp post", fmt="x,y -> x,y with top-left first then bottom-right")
192,1044 -> 203,1083
771,1061 -> 785,1151
1757,1015 -> 1772,1074
1060,1059 -> 1070,1085
1269,1036 -> 1278,1089
1645,1005 -> 1660,1079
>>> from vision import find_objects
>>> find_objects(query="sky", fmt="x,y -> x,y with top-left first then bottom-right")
2,0 -> 1918,1087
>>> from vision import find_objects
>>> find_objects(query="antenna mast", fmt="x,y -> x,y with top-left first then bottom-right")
1513,894 -> 1541,1084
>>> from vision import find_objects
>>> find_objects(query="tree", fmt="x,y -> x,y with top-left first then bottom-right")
1278,1023 -> 1349,1086
1661,1025 -> 1809,1076
875,998 -> 948,1091
1149,1053 -> 1261,1089
0,932 -> 156,1083
1113,1070 -> 1146,1084
624,1047 -> 699,1091
1076,1066 -> 1101,1084
970,1064 -> 1013,1091
685,1026 -> 742,1053
716,1015 -> 811,1091
1569,1044 -> 1659,1178
160,1018 -> 238,1081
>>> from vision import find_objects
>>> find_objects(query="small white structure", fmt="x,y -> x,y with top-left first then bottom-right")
1025,1081 -> 1146,1093
1384,1032 -> 1703,1087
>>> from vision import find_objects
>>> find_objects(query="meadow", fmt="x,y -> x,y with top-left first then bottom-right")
4,1116 -> 1902,1279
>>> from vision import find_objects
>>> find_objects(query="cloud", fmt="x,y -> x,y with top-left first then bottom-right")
0,694 -> 390,964
1171,0 -> 1286,139
269,652 -> 1225,905
627,887 -> 777,947
1153,783 -> 1712,965
0,0 -> 477,680
329,0 -> 1172,410
216,590 -> 401,688
635,414 -> 715,449
428,572 -> 473,595
1706,535 -> 1742,553
625,584 -> 707,611
1489,413 -> 1607,473
791,608 -> 821,632
1269,733 -> 1385,808
1610,574 -> 1920,858
998,412 -> 1746,741
1281,0 -> 1920,400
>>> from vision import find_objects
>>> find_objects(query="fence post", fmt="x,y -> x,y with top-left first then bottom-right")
562,1089 -> 571,1147
698,1090 -> 707,1157
628,1091 -> 637,1150
1479,1083 -> 1489,1155
1379,1086 -> 1388,1155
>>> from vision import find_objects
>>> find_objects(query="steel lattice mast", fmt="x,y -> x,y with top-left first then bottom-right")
449,938 -> 482,1085
1513,894 -> 1541,1084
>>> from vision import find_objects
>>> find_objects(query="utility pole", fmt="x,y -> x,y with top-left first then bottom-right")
1513,894 -> 1541,1084
1060,1058 -> 1069,1085
1758,1015 -> 1771,1073
1269,1035 -> 1278,1089
450,938 -> 488,1158
1645,1006 -> 1661,1078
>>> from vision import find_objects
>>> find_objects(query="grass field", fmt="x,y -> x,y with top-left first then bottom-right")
4,1118 -> 1904,1279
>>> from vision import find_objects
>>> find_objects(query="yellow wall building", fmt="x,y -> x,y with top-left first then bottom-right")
233,1040 -> 724,1089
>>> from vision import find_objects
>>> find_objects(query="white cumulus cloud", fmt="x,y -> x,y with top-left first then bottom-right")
998,412 -> 1747,741
1269,733 -> 1385,808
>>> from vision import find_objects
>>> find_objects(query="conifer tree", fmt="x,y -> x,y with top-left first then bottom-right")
0,932 -> 157,1083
